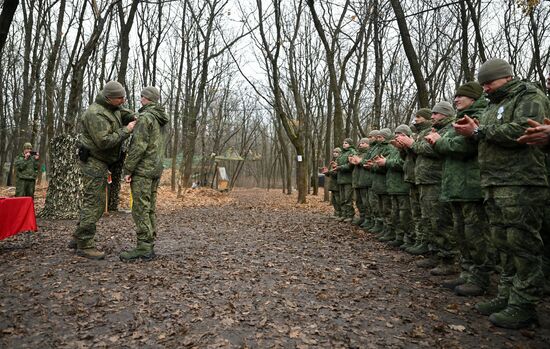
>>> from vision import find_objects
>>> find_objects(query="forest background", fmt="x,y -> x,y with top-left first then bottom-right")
0,0 -> 548,205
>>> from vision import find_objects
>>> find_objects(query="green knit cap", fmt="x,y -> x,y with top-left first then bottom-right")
103,81 -> 126,98
432,101 -> 456,118
23,142 -> 32,149
141,86 -> 160,102
394,124 -> 412,136
333,147 -> 342,154
343,137 -> 353,145
455,81 -> 483,100
368,130 -> 380,137
477,58 -> 513,85
379,128 -> 392,140
416,108 -> 432,119
359,137 -> 369,145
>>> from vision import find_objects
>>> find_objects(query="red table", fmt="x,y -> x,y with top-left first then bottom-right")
0,197 -> 37,240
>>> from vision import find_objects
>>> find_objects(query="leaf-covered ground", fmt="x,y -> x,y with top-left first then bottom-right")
1,187 -> 549,348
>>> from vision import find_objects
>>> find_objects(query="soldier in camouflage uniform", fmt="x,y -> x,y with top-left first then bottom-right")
426,82 -> 491,296
455,59 -> 550,329
73,81 -> 137,260
375,125 -> 412,247
364,130 -> 381,232
15,142 -> 39,198
369,128 -> 394,241
333,138 -> 356,223
323,147 -> 342,219
360,131 -> 378,230
350,139 -> 370,226
121,86 -> 169,261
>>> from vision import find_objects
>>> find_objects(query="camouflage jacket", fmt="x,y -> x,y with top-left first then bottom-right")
78,93 -> 135,166
434,97 -> 487,201
124,103 -> 170,179
401,121 -> 430,184
477,79 -> 550,187
386,145 -> 410,195
362,141 -> 379,187
370,141 -> 393,195
412,117 -> 453,185
15,153 -> 39,180
335,146 -> 356,185
325,168 -> 339,191
352,147 -> 369,188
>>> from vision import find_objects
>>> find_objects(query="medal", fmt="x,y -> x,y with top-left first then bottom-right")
497,106 -> 504,120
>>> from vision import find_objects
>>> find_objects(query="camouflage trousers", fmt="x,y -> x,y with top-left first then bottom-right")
368,187 -> 380,221
408,184 -> 424,244
74,158 -> 109,249
483,186 -> 546,308
450,201 -> 491,289
377,194 -> 392,233
338,183 -> 354,218
131,175 -> 160,244
354,187 -> 369,220
330,190 -> 341,217
15,178 -> 36,198
390,194 -> 411,242
419,184 -> 454,256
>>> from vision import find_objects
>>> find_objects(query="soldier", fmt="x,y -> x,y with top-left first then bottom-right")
368,128 -> 394,241
73,81 -> 137,260
121,86 -> 169,261
359,131 -> 378,230
333,138 -> 356,223
14,142 -> 39,198
364,130 -> 381,232
375,125 -> 412,247
455,58 -> 550,329
350,138 -> 370,226
426,82 -> 491,296
322,148 -> 343,219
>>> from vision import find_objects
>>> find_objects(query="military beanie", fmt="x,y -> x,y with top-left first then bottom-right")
368,130 -> 380,137
333,147 -> 342,154
343,137 -> 353,145
455,81 -> 483,100
395,124 -> 412,136
359,137 -> 369,145
103,81 -> 126,98
477,58 -> 513,85
141,86 -> 160,103
379,128 -> 392,140
416,108 -> 432,119
23,142 -> 32,149
432,101 -> 456,118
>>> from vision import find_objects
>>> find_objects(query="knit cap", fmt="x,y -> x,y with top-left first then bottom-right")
23,142 -> 32,149
141,86 -> 160,103
432,101 -> 456,118
359,137 -> 369,145
343,138 -> 353,145
379,128 -> 392,140
477,58 -> 513,85
103,81 -> 126,98
333,147 -> 342,154
394,124 -> 412,136
416,108 -> 432,119
455,81 -> 483,99
368,130 -> 380,137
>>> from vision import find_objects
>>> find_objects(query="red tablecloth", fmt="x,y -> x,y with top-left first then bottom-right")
0,197 -> 37,240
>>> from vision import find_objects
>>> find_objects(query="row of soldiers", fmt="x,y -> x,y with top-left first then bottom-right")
322,58 -> 550,330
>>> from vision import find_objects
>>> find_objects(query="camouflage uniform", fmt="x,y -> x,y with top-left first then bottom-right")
14,149 -> 39,198
74,93 -> 135,251
474,78 -> 549,324
122,102 -> 169,259
335,143 -> 357,219
385,145 -> 411,246
412,118 -> 454,256
352,143 -> 369,225
326,149 -> 342,217
370,134 -> 393,238
434,97 -> 491,291
366,139 -> 381,232
360,138 -> 376,229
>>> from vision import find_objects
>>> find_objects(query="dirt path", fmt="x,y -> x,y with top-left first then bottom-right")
1,188 -> 549,348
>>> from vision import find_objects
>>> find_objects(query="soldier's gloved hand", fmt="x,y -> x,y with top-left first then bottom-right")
127,120 -> 137,132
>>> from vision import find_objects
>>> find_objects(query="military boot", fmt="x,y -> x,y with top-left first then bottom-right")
370,220 -> 384,234
360,219 -> 373,230
430,260 -> 457,276
475,297 -> 508,316
120,242 -> 155,262
378,228 -> 395,242
406,241 -> 430,255
489,305 -> 538,329
441,277 -> 465,290
76,248 -> 105,260
454,283 -> 485,297
416,257 -> 439,269
352,217 -> 364,226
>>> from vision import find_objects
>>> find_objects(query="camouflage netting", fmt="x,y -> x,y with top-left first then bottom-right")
40,134 -> 83,219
